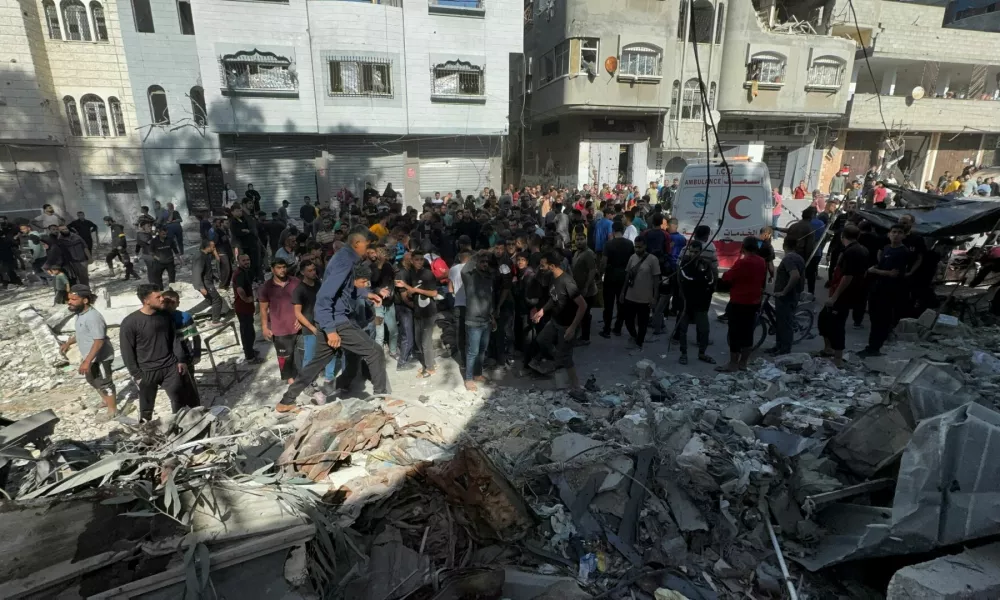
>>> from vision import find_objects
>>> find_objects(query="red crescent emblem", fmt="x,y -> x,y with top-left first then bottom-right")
728,195 -> 750,220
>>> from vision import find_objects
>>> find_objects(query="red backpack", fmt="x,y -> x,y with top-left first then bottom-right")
430,256 -> 449,283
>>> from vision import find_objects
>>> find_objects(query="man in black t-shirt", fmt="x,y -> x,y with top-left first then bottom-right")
818,224 -> 868,367
600,222 -> 634,337
292,260 -> 337,386
530,250 -> 587,395
68,212 -> 98,253
229,204 -> 262,281
395,250 -> 439,377
149,228 -> 180,289
103,216 -> 138,280
899,214 -> 938,317
370,246 -> 398,356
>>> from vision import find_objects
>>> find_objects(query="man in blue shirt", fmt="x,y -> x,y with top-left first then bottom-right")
593,210 -> 613,253
276,232 -> 389,411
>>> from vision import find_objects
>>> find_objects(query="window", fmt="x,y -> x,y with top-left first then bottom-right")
64,96 -> 82,136
132,0 -> 154,32
715,3 -> 725,44
619,44 -> 662,79
148,85 -> 170,125
670,80 -> 680,117
807,57 -> 845,88
91,2 -> 108,40
177,0 -> 194,35
108,96 -> 126,135
189,86 -> 206,125
579,38 -> 598,75
681,78 -> 703,120
542,49 -> 554,83
746,52 -> 786,85
80,94 -> 110,136
222,50 -> 297,93
554,40 -> 569,78
541,120 -> 559,136
61,0 -> 91,41
432,60 -> 484,97
690,0 -> 714,43
709,81 -> 716,109
43,0 -> 61,39
329,59 -> 392,97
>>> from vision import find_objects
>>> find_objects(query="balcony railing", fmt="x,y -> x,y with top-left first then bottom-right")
429,0 -> 485,15
339,0 -> 402,6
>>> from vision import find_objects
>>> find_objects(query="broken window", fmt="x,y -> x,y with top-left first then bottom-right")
64,96 -> 82,136
222,51 -> 297,92
148,85 -> 170,125
681,78 -> 704,120
432,61 -> 484,97
620,44 -> 662,79
330,59 -> 392,96
579,38 -> 599,75
746,52 -> 786,84
807,57 -> 844,88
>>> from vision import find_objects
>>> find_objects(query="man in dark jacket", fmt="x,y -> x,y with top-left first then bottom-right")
68,212 -> 99,253
461,251 -> 494,391
192,239 -> 224,322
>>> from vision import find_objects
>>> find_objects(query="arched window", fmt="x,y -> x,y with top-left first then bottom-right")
807,56 -> 846,88
43,0 -> 61,39
90,1 -> 108,41
690,0 -> 714,43
80,94 -> 109,136
619,43 -> 662,78
132,0 -> 154,32
61,0 -> 91,41
709,82 -> 717,109
63,96 -> 82,136
190,86 -> 207,126
148,85 -> 170,125
108,96 -> 126,136
681,78 -> 704,120
670,80 -> 681,118
746,52 -> 786,85
715,3 -> 725,44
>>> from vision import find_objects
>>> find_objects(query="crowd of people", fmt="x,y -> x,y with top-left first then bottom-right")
0,173 -> 959,419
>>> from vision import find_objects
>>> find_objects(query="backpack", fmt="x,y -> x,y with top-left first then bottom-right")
430,256 -> 449,283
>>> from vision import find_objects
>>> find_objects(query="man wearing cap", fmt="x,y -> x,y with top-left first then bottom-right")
60,285 -> 118,421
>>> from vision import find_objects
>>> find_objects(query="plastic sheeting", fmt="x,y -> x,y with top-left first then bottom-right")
858,187 -> 1000,238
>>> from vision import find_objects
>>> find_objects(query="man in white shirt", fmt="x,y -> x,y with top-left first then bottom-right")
623,210 -> 639,242
431,192 -> 444,206
222,184 -> 238,208
449,251 -> 470,362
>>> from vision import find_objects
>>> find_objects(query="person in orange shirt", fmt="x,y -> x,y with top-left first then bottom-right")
369,214 -> 390,240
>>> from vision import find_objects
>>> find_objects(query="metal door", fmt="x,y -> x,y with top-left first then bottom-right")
418,138 -> 494,198
181,164 -> 211,215
232,146 -> 317,215
326,139 -> 405,204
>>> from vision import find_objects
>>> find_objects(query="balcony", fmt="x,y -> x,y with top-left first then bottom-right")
848,93 -> 1000,133
429,0 -> 484,16
334,0 -> 402,5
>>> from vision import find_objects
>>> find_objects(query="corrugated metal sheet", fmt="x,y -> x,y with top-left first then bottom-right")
326,139 -> 405,204
231,143 -> 318,215
418,137 -> 494,199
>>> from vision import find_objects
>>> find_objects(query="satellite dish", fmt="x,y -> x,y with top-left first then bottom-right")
911,86 -> 925,100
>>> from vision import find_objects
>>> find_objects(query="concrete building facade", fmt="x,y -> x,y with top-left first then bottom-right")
513,0 -> 855,194
820,0 -> 1000,190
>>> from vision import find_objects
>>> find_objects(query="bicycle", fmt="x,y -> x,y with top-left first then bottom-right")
753,292 -> 815,351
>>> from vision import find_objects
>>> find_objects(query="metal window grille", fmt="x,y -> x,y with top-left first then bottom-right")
81,95 -> 110,136
807,60 -> 843,87
91,2 -> 108,40
222,52 -> 296,91
747,55 -> 785,83
620,47 -> 661,77
44,1 -> 61,39
62,0 -> 91,41
681,79 -> 703,120
433,62 -> 483,96
64,97 -> 82,136
579,38 -> 598,74
329,59 -> 392,97
109,97 -> 126,135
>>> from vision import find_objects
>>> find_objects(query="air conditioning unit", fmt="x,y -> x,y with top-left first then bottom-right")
793,122 -> 809,136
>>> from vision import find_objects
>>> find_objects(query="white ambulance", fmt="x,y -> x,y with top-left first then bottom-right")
674,160 -> 773,268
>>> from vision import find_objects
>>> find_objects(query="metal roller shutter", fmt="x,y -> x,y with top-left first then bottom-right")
0,170 -> 64,218
232,145 -> 317,216
762,150 -> 787,191
326,139 -> 405,203
418,138 -> 494,199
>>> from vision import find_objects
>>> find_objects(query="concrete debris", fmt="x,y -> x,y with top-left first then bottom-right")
16,304 -> 69,369
887,542 -> 1000,600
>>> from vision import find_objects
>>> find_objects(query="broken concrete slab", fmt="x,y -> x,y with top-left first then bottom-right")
549,433 -> 603,463
18,304 -> 69,368
663,481 -> 708,532
887,543 -> 1000,600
